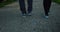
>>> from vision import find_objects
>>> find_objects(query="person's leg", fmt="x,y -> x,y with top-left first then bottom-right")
0,0 -> 3,3
19,0 -> 26,14
27,0 -> 33,14
43,0 -> 51,16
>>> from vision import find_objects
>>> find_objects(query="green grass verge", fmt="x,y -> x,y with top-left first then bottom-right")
53,0 -> 60,4
0,0 -> 16,8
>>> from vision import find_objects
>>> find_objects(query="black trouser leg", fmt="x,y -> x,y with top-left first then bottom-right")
19,0 -> 26,14
27,0 -> 33,13
43,0 -> 51,16
0,0 -> 3,3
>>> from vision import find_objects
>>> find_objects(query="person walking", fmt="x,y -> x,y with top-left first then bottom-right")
43,0 -> 52,18
19,0 -> 33,16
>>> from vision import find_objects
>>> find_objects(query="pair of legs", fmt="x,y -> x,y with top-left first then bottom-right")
19,0 -> 51,18
43,0 -> 52,16
19,0 -> 33,14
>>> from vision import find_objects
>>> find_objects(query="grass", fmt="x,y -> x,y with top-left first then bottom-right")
0,0 -> 16,8
53,0 -> 60,4
0,0 -> 60,8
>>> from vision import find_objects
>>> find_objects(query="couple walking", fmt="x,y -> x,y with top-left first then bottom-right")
19,0 -> 52,19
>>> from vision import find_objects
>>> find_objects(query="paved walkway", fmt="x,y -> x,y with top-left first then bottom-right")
0,0 -> 60,32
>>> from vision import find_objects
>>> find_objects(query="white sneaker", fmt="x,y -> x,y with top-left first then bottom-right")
22,15 -> 26,17
27,13 -> 32,16
45,16 -> 48,19
22,14 -> 26,17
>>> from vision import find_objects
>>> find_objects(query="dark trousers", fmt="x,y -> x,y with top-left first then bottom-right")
0,0 -> 3,2
43,0 -> 51,16
19,0 -> 33,14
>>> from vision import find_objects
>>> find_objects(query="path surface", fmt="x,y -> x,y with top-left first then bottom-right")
0,0 -> 60,32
